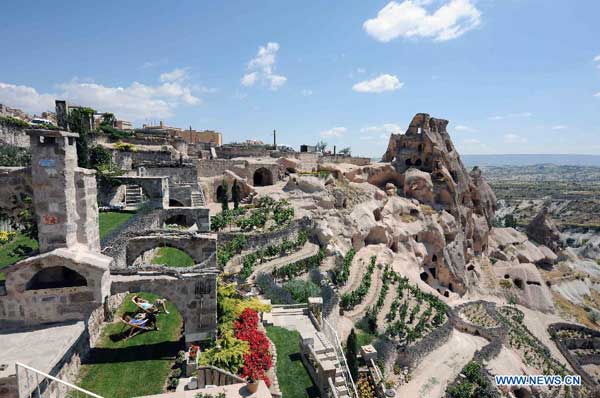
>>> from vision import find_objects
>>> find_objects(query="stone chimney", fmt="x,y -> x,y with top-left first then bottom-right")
28,129 -> 81,252
273,129 -> 277,149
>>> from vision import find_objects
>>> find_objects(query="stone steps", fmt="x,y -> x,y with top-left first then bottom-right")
125,184 -> 143,208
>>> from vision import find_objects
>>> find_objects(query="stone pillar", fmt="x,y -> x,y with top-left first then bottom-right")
55,100 -> 68,130
308,296 -> 323,328
28,129 -> 80,253
75,169 -> 101,251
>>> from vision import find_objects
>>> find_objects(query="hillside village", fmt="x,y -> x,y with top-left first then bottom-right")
0,101 -> 599,398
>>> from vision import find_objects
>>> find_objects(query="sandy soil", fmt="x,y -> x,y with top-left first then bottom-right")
395,330 -> 488,398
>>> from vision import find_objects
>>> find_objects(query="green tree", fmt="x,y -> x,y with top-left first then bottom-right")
232,180 -> 241,209
218,180 -> 229,211
68,107 -> 96,168
339,147 -> 352,156
100,112 -> 116,127
503,214 -> 517,228
315,140 -> 327,152
345,328 -> 359,382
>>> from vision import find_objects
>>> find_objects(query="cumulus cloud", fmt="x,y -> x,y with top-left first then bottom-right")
594,54 -> 600,63
363,0 -> 481,42
352,74 -> 403,93
504,133 -> 527,144
301,89 -> 313,96
321,127 -> 347,137
0,82 -> 55,114
551,125 -> 567,130
0,70 -> 202,122
360,123 -> 401,134
241,42 -> 287,90
594,92 -> 600,98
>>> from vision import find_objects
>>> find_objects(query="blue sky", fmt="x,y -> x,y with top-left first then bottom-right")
1,0 -> 599,157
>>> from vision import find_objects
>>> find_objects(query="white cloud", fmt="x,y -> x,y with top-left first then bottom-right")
352,74 -> 403,93
0,72 -> 202,122
594,54 -> 600,62
454,124 -> 476,132
594,92 -> 600,98
503,133 -> 527,144
242,42 -> 287,90
301,89 -> 313,96
360,123 -> 401,134
160,67 -> 189,82
489,112 -> 532,121
321,127 -> 347,137
363,0 -> 481,42
0,82 -> 55,114
551,125 -> 567,130
463,138 -> 482,145
241,72 -> 258,87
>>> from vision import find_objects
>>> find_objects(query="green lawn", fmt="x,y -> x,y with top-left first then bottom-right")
0,232 -> 38,281
266,326 -> 318,398
151,247 -> 195,267
99,211 -> 135,239
0,211 -> 133,280
77,293 -> 183,398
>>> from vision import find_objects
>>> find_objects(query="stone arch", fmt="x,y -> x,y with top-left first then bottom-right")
110,270 -> 217,342
26,266 -> 88,290
253,167 -> 274,186
126,234 -> 217,268
164,214 -> 195,228
415,159 -> 422,166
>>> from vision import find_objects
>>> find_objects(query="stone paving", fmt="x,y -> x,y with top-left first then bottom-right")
0,321 -> 85,379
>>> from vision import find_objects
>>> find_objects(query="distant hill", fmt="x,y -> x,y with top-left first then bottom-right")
462,154 -> 600,167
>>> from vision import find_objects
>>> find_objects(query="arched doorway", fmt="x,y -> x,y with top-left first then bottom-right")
253,167 -> 274,186
26,266 -> 87,290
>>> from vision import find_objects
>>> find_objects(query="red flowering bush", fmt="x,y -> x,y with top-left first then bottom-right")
233,308 -> 272,387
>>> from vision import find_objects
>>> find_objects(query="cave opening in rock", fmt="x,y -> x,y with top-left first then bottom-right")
420,272 -> 429,282
513,278 -> 524,289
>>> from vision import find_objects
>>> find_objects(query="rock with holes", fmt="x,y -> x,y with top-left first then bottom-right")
493,262 -> 554,312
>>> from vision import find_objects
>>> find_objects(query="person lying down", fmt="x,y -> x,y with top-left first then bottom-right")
131,295 -> 170,314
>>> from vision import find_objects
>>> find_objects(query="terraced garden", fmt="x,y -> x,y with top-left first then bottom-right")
459,303 -> 500,329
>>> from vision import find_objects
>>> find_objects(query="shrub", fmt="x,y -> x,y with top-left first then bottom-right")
198,330 -> 249,374
340,256 -> 376,310
256,273 -> 295,304
0,231 -> 16,244
0,115 -> 30,128
114,140 -> 136,152
0,145 -> 31,167
283,279 -> 320,303
346,329 -> 359,382
271,249 -> 325,281
234,309 -> 272,386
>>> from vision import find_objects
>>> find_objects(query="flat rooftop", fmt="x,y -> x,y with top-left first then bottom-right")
0,321 -> 85,379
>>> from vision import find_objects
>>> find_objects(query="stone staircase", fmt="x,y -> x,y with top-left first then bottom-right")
314,332 -> 351,398
125,184 -> 143,209
190,188 -> 206,207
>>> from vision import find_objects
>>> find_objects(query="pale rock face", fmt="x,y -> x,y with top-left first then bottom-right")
277,157 -> 301,172
493,262 -> 554,313
526,207 -> 562,252
284,175 -> 326,193
403,167 -> 433,204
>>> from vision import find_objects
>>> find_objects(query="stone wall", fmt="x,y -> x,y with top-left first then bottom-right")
218,217 -> 312,250
215,145 -> 272,159
87,292 -> 128,347
125,231 -> 217,268
394,316 -> 453,371
110,269 -> 218,342
160,207 -> 210,232
136,165 -> 198,183
548,323 -> 600,387
0,124 -> 29,147
320,155 -> 371,166
197,159 -> 251,178
0,249 -> 112,329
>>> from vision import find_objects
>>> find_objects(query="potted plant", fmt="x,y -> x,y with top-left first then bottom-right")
244,363 -> 262,394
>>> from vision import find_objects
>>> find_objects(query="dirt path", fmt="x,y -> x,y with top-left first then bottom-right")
394,330 -> 488,398
248,242 -> 319,282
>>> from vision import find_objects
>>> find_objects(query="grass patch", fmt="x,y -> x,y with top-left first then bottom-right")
266,326 -> 318,398
77,293 -> 183,398
99,211 -> 135,239
0,232 -> 38,281
151,247 -> 195,267
356,329 -> 377,348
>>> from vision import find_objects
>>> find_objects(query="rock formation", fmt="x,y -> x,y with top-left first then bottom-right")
526,207 -> 562,252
